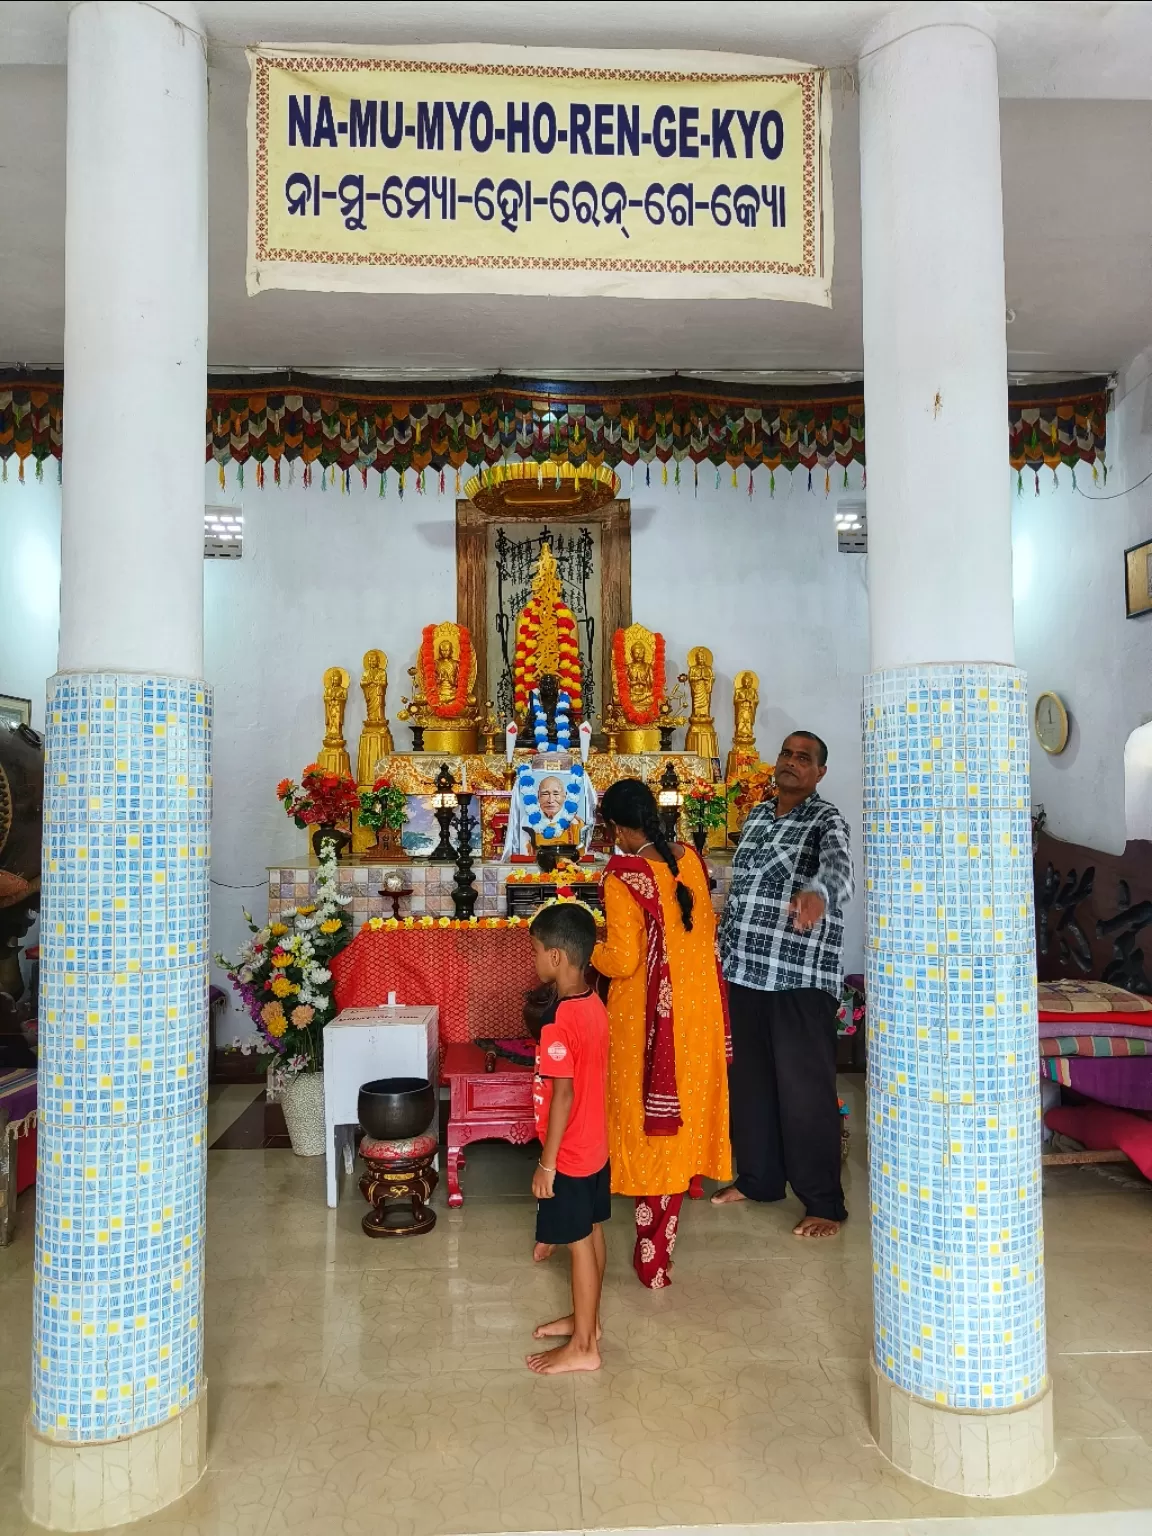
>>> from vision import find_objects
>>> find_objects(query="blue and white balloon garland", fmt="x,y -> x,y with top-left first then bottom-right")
516,760 -> 586,840
530,688 -> 572,750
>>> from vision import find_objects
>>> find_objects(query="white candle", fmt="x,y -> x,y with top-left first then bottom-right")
461,760 -> 468,792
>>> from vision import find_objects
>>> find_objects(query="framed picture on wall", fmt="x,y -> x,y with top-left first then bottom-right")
1125,538 -> 1152,619
0,695 -> 31,730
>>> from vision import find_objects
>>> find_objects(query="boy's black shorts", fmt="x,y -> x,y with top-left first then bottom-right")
535,1160 -> 611,1246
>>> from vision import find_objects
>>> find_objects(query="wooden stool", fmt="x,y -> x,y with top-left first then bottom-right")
358,1131 -> 439,1237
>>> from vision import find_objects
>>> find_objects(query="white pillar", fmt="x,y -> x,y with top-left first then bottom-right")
24,4 -> 210,1529
58,0 -> 206,677
860,4 -> 1053,1497
862,5 -> 1014,673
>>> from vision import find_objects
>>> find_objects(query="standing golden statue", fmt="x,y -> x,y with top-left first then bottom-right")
352,650 -> 394,854
684,646 -> 720,767
318,666 -> 352,778
726,669 -> 760,780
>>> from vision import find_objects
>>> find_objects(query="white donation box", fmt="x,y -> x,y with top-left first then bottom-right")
322,1004 -> 439,1207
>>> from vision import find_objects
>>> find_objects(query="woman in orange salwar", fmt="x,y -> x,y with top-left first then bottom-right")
592,779 -> 732,1288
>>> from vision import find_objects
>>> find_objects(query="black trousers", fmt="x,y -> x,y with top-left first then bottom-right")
727,983 -> 847,1222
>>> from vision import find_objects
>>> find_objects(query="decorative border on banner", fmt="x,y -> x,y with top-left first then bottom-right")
0,372 -> 1110,491
252,56 -> 818,277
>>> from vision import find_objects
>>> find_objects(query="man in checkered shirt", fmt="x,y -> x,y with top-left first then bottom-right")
712,731 -> 853,1237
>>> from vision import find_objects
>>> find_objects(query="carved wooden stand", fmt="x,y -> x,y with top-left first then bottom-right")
359,1132 -> 439,1237
443,1043 -> 536,1207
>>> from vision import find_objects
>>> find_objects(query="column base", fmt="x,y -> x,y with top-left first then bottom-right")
22,1382 -> 206,1531
871,1360 -> 1053,1497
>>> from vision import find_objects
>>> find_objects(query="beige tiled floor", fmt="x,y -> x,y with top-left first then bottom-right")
2,1081 -> 1152,1535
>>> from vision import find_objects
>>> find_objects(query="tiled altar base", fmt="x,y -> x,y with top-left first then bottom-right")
3,1083 -> 1152,1535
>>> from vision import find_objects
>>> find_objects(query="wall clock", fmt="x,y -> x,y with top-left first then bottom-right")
1034,691 -> 1069,755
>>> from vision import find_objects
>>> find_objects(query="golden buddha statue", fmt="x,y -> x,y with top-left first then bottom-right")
318,666 -> 352,778
684,646 -> 720,766
513,542 -> 583,724
610,623 -> 666,753
726,669 -> 760,780
352,650 -> 395,854
434,639 -> 459,705
398,621 -> 482,753
626,642 -> 655,714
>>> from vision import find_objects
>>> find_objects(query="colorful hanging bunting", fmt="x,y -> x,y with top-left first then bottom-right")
0,372 -> 1110,489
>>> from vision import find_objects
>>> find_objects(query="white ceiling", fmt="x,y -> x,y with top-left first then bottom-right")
2,2 -> 1151,376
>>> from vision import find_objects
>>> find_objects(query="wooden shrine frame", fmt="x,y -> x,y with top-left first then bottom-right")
455,498 -> 631,715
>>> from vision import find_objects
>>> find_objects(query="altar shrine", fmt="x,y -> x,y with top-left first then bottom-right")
256,469 -> 766,1051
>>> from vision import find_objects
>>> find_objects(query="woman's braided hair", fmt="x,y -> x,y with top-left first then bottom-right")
600,778 -> 694,931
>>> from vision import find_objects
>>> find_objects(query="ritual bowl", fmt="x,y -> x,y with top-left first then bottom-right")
358,1077 -> 437,1143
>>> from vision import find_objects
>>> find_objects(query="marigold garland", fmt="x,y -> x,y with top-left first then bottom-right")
613,630 -> 666,726
513,601 -> 582,716
420,624 -> 473,720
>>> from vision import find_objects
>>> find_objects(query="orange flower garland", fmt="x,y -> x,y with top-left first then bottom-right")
613,630 -> 666,725
513,601 -> 583,715
420,624 -> 472,719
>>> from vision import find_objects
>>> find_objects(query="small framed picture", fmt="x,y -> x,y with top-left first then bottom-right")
1125,539 -> 1152,619
0,695 -> 31,730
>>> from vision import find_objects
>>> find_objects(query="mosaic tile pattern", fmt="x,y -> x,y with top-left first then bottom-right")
863,664 -> 1045,1412
267,857 -> 734,923
32,674 -> 212,1441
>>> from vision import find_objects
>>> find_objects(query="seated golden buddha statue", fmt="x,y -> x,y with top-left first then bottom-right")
398,620 -> 482,753
610,623 -> 667,753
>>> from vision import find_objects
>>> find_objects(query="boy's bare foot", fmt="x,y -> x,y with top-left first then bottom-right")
532,1314 -> 603,1340
793,1216 -> 841,1238
710,1184 -> 746,1206
533,1242 -> 556,1262
526,1339 -> 601,1374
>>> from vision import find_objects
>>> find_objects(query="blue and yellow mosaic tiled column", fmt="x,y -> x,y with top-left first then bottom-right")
30,675 -> 210,1462
864,664 -> 1050,1488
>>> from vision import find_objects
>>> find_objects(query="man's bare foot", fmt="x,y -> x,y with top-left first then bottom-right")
793,1216 -> 842,1238
533,1242 -> 556,1262
532,1314 -> 603,1340
526,1339 -> 601,1374
710,1184 -> 747,1206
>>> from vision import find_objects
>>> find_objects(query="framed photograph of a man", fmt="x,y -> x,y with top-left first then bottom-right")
501,762 -> 598,860
1124,538 -> 1152,619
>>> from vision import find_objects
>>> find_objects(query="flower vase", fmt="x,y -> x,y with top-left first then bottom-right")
282,1070 -> 326,1157
691,827 -> 708,854
312,822 -> 350,860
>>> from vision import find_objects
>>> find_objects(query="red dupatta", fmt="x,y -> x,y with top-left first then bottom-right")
602,846 -> 732,1137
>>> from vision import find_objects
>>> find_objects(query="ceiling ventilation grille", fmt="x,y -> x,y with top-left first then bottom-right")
835,499 -> 867,554
204,506 -> 243,559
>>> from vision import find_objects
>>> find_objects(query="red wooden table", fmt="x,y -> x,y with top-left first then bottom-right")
331,925 -> 539,1047
443,1043 -> 536,1206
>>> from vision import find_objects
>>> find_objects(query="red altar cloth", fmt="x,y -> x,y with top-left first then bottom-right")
331,926 -> 539,1047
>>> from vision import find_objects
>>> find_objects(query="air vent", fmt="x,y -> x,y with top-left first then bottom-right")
204,506 -> 243,559
835,499 -> 867,554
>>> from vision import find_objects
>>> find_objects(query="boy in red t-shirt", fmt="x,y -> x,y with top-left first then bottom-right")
525,901 -> 610,1375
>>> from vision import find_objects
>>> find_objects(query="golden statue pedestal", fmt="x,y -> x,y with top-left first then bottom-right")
617,727 -> 662,754
422,725 -> 480,754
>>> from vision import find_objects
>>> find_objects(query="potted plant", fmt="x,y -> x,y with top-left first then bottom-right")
215,843 -> 353,1156
682,779 -> 735,854
277,764 -> 360,859
357,775 -> 408,856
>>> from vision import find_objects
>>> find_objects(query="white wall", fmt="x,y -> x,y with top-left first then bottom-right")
1013,369 -> 1152,853
0,459 -> 871,1037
